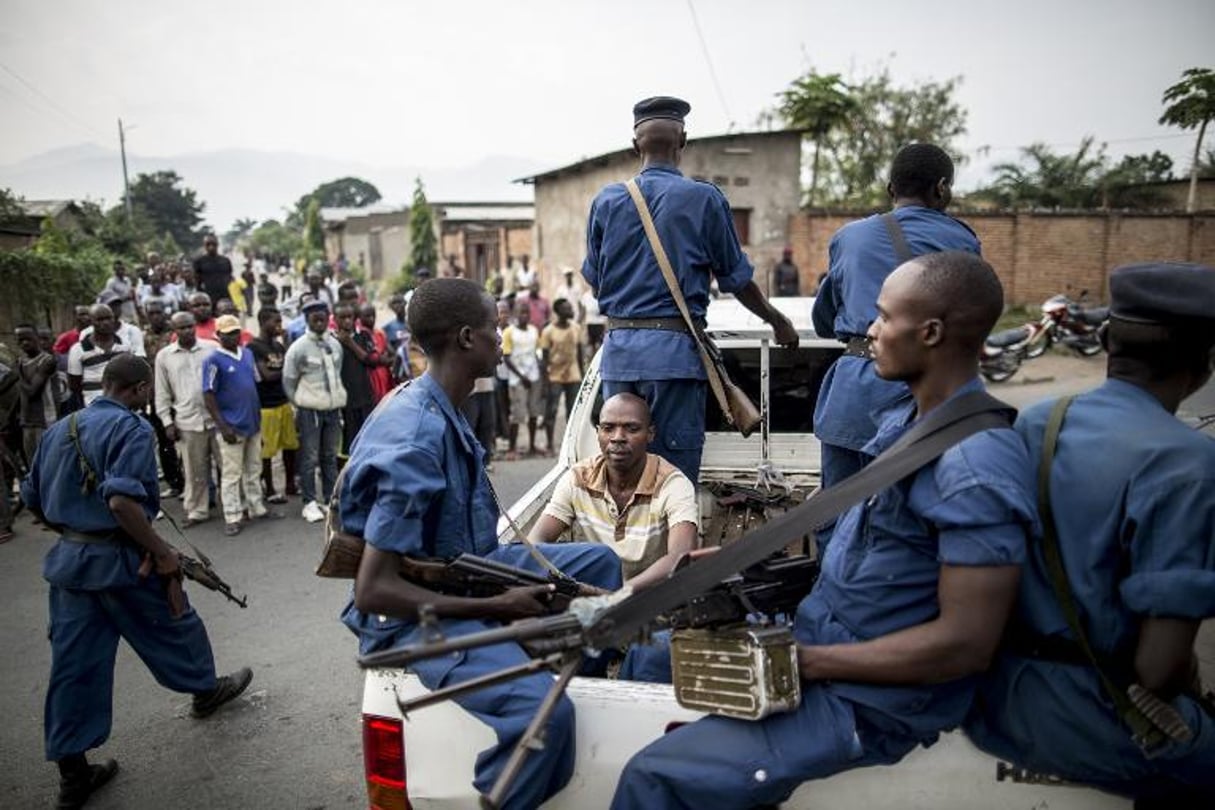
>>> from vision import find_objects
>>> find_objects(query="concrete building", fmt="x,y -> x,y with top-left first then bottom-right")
436,202 -> 534,287
1,199 -> 85,250
517,129 -> 803,295
321,204 -> 411,282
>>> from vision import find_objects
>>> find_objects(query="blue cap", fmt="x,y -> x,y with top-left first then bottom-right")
633,96 -> 691,127
1109,262 -> 1215,324
301,298 -> 330,315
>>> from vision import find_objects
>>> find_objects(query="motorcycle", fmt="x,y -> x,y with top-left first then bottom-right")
1042,291 -> 1107,357
979,315 -> 1053,383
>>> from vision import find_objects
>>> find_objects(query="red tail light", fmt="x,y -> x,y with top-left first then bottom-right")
363,714 -> 409,810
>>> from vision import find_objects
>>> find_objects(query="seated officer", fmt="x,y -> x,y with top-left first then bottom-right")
610,251 -> 1036,810
529,392 -> 699,591
966,262 -> 1215,805
338,278 -> 622,810
22,354 -> 252,810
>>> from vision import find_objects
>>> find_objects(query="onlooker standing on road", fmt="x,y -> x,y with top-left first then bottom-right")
15,324 -> 57,462
140,301 -> 185,498
333,302 -> 376,459
154,312 -> 218,527
192,234 -> 234,307
358,304 -> 394,402
247,307 -> 299,504
97,260 -> 138,322
773,246 -> 801,297
583,96 -> 798,483
68,304 -> 138,407
202,315 -> 278,536
553,269 -> 581,319
493,299 -> 512,443
520,279 -> 551,330
539,298 -> 583,453
282,300 -> 346,523
187,293 -> 219,342
502,301 -> 542,458
53,306 -> 92,357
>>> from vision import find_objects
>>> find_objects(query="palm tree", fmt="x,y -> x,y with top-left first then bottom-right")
778,72 -> 858,206
1159,67 -> 1215,213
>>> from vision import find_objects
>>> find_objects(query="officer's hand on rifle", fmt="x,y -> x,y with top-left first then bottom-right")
488,585 -> 559,620
138,548 -> 186,619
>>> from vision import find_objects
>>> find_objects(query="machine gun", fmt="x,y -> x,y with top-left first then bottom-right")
356,390 -> 1015,810
398,552 -> 589,605
177,547 -> 248,609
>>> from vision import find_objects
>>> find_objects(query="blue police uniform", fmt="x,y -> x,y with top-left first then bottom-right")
338,374 -> 622,810
22,397 -> 218,762
811,207 -> 980,491
611,378 -> 1035,810
965,379 -> 1215,796
583,163 -> 755,484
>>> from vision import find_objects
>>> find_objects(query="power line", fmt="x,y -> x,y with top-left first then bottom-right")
0,59 -> 106,140
979,132 -> 1193,153
685,0 -> 733,128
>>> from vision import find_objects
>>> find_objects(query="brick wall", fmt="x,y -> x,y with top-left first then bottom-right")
788,211 -> 1215,307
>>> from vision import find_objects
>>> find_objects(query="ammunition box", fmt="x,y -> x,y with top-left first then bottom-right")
670,624 -> 800,720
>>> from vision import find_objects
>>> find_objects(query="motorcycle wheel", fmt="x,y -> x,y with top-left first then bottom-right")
981,359 -> 1020,383
1025,332 -> 1052,359
1076,337 -> 1103,357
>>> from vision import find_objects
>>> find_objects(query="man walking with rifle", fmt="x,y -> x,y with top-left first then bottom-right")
22,354 -> 252,810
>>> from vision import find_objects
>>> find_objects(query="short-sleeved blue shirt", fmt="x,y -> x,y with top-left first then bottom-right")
22,397 -> 160,590
811,207 -> 981,452
965,380 -> 1215,783
795,378 -> 1034,738
581,164 -> 754,381
339,374 -> 500,648
202,347 -> 260,436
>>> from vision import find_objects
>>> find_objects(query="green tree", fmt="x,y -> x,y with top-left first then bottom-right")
288,176 -> 382,228
303,197 -> 325,260
815,67 -> 969,207
1100,151 -> 1174,208
249,219 -> 303,259
778,71 -> 859,206
1159,67 -> 1215,212
125,170 -> 207,253
0,187 -> 25,227
408,177 -> 437,274
224,216 -> 258,246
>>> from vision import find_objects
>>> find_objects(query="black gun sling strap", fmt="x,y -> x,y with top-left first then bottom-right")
586,390 -> 1015,648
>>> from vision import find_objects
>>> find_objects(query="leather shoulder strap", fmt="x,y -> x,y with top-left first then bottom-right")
881,211 -> 914,265
623,178 -> 732,420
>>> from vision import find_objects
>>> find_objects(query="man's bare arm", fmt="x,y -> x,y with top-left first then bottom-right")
733,281 -> 799,348
529,513 -> 570,544
627,521 -> 697,591
798,564 -> 1020,684
1135,617 -> 1201,698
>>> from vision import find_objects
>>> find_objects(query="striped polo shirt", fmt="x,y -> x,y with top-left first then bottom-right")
67,334 -> 136,406
542,453 -> 699,579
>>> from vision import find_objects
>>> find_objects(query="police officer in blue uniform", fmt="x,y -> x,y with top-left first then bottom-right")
966,262 -> 1215,804
811,144 -> 980,542
582,96 -> 799,484
338,278 -> 623,810
611,251 -> 1035,810
22,354 -> 253,810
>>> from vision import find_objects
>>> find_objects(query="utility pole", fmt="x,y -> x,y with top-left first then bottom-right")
118,118 -> 133,225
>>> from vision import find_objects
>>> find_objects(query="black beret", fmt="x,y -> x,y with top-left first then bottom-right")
633,96 -> 691,127
1109,262 -> 1215,324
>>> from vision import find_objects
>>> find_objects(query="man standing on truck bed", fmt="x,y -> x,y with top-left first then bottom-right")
582,96 -> 799,484
611,251 -> 1035,810
338,278 -> 623,810
965,262 -> 1215,805
811,144 -> 979,545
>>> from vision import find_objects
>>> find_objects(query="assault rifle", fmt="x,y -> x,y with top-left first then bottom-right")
177,546 -> 248,609
398,552 -> 589,605
356,390 -> 1016,810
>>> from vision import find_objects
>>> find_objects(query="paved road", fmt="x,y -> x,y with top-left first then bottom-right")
0,353 -> 1209,808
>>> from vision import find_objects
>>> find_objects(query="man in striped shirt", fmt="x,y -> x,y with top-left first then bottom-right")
528,392 -> 698,591
67,304 -> 137,407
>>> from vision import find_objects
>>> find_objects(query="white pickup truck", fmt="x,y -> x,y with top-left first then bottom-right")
358,298 -> 1128,810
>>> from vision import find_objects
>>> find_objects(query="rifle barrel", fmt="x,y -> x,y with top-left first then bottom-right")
358,613 -> 582,669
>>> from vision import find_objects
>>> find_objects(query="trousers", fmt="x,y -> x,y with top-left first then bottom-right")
178,429 -> 219,521
296,407 -> 340,504
218,432 -> 266,523
45,576 -> 217,761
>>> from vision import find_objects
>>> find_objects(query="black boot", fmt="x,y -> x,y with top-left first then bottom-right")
56,757 -> 118,810
191,667 -> 254,718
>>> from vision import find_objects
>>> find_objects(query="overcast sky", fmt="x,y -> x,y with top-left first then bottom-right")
1,0 -> 1212,191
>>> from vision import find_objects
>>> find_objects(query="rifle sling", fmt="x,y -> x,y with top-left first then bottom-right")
1035,395 -> 1166,750
586,390 -> 1015,649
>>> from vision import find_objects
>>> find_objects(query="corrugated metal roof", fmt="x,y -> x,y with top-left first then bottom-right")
320,204 -> 408,223
20,200 -> 76,217
439,204 -> 533,223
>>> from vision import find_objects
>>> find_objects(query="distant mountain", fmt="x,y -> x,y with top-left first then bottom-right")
0,144 -> 542,234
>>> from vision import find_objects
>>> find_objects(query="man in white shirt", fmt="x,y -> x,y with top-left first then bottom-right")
501,301 -> 542,458
68,304 -> 138,407
154,312 -> 220,526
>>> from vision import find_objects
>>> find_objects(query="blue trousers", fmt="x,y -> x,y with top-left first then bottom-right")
620,631 -> 673,684
393,542 -> 622,810
296,407 -> 340,504
611,683 -> 915,809
602,379 -> 706,484
45,578 -> 217,761
814,444 -> 869,555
